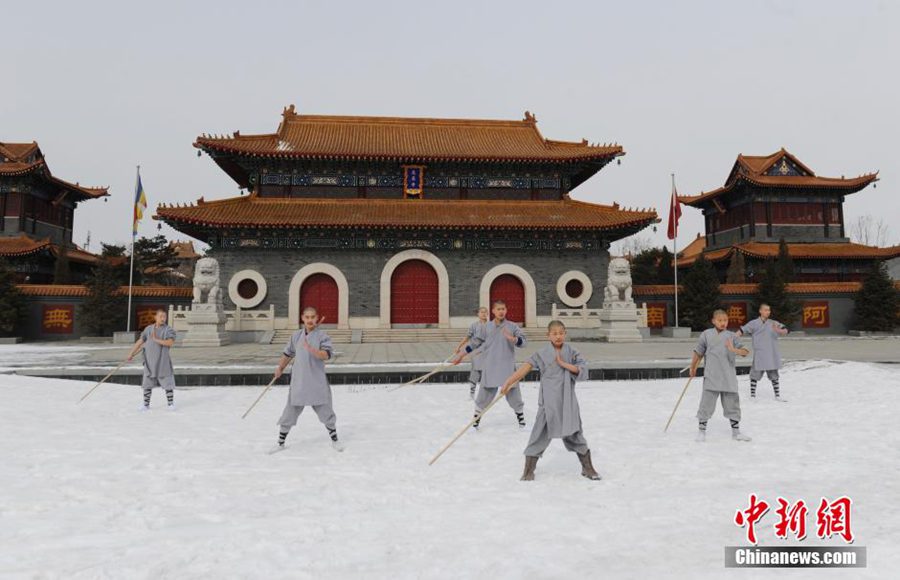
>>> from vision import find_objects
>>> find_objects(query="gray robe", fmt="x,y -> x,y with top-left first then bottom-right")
141,324 -> 176,388
283,328 -> 333,407
694,328 -> 743,393
740,317 -> 784,371
466,321 -> 487,371
528,343 -> 588,438
471,319 -> 526,388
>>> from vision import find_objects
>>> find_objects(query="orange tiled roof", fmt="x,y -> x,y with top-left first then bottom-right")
677,240 -> 900,266
677,233 -> 706,260
0,141 -> 108,199
169,240 -> 200,259
634,281 -> 900,296
0,142 -> 40,160
155,196 -> 657,232
15,285 -> 194,298
195,106 -> 624,164
49,244 -> 102,265
679,148 -> 877,207
0,234 -> 101,264
0,234 -> 51,257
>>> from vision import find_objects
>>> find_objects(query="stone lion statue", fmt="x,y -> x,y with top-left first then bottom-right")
604,257 -> 633,303
193,257 -> 223,304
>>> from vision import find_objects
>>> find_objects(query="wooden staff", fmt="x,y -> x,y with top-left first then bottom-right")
429,391 -> 506,465
241,374 -> 280,419
242,354 -> 295,419
664,376 -> 694,432
77,359 -> 131,403
388,360 -> 455,392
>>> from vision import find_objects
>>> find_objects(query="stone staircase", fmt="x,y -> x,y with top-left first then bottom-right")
269,327 -> 548,344
270,328 -> 354,344
360,328 -> 549,343
360,328 -> 465,343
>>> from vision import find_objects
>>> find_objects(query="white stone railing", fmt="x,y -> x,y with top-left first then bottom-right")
551,303 -> 649,328
169,304 -> 276,332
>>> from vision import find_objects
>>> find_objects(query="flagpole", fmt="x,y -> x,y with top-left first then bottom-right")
671,173 -> 679,328
126,165 -> 139,333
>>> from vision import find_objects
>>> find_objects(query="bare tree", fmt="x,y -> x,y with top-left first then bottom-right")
851,214 -> 893,247
611,234 -> 654,258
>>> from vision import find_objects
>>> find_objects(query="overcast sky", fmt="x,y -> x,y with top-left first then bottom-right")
4,0 -> 897,253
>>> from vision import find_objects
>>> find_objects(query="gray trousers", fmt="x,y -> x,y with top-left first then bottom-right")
142,375 -> 175,389
468,368 -> 481,385
278,401 -> 336,433
749,369 -> 780,382
696,390 -> 741,424
524,415 -> 589,457
475,385 -> 524,414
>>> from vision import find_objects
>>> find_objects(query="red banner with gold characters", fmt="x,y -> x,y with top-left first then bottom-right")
724,302 -> 748,330
42,304 -> 74,334
645,302 -> 668,328
402,165 -> 424,198
802,301 -> 830,328
136,305 -> 165,329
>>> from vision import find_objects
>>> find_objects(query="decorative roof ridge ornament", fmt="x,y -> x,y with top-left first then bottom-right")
523,110 -> 537,123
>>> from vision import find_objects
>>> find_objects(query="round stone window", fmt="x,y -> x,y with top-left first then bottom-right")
565,279 -> 584,300
556,271 -> 593,307
228,270 -> 267,309
237,278 -> 259,300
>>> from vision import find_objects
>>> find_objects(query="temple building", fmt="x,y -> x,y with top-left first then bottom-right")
0,141 -> 107,283
677,148 -> 899,282
156,106 -> 657,332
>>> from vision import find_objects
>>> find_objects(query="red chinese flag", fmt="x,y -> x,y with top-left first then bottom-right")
667,186 -> 682,240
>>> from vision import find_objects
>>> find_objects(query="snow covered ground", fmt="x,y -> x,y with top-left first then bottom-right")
1,360 -> 898,579
0,344 -> 121,372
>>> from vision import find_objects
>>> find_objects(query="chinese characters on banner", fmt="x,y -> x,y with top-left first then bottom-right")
402,165 -> 425,198
724,302 -> 748,329
41,304 -> 74,334
735,494 -> 853,544
135,305 -> 165,329
802,301 -> 830,328
646,302 -> 668,328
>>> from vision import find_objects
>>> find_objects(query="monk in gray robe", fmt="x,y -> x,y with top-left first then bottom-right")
501,320 -> 600,481
738,303 -> 788,401
453,300 -> 526,429
273,307 -> 343,451
127,308 -> 176,410
455,307 -> 488,399
690,309 -> 751,442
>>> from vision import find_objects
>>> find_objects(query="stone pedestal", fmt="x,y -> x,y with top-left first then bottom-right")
662,326 -> 692,338
597,302 -> 643,343
182,303 -> 231,347
113,331 -> 138,344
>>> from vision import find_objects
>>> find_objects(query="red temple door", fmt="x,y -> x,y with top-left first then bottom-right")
300,273 -> 339,325
390,259 -> 439,325
490,274 -> 525,324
